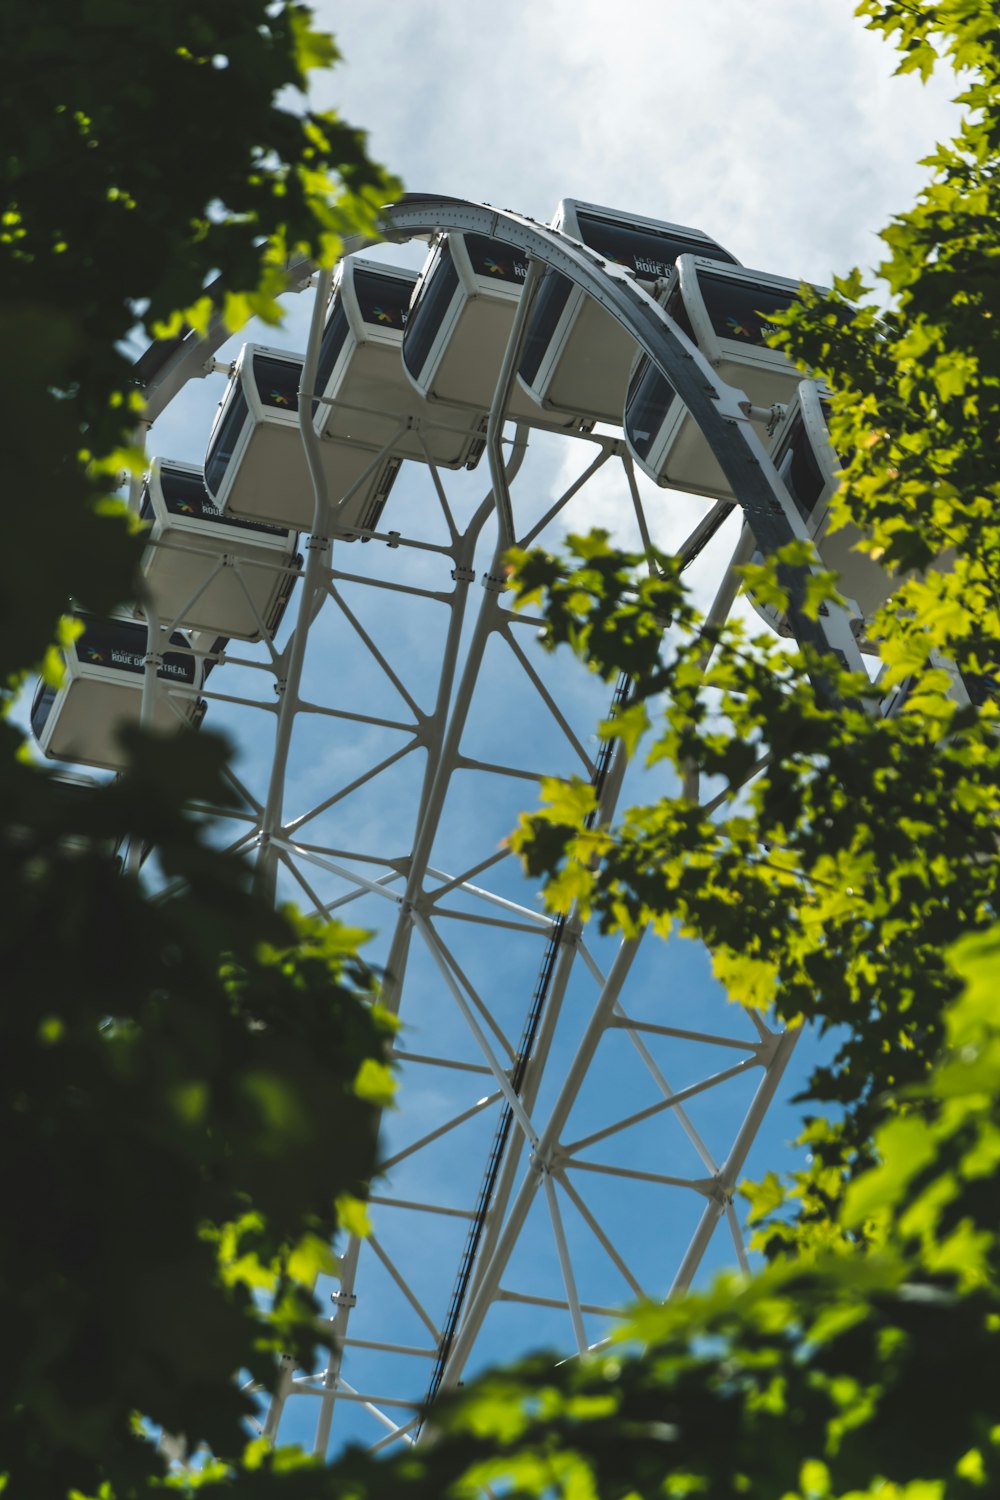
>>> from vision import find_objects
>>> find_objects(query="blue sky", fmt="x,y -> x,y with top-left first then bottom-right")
32,0 -> 965,1461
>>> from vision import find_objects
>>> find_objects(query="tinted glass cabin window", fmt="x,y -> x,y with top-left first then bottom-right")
353,268 -> 414,331
962,648 -> 1000,708
252,354 -> 302,413
519,271 -> 573,385
75,619 -> 196,685
205,387 -> 249,497
774,413 -> 826,524
465,234 -> 529,285
315,303 -> 350,408
575,211 -> 739,279
158,465 -> 211,517
31,679 -> 57,736
159,463 -> 287,537
625,357 -> 677,462
698,272 -> 800,346
402,244 -> 460,379
162,631 -> 198,684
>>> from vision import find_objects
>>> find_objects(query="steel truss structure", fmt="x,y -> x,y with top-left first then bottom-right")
127,197 -> 872,1459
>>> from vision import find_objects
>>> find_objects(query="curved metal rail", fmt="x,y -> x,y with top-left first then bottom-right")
123,195 -> 843,1460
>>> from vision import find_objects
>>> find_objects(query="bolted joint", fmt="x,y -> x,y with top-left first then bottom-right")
739,399 -> 788,436
528,1144 -> 555,1176
481,570 -> 507,594
451,564 -> 475,583
704,1176 -> 734,1206
143,652 -> 163,669
306,534 -> 330,553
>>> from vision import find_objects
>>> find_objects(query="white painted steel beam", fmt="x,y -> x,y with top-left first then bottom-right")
122,197 -> 825,1460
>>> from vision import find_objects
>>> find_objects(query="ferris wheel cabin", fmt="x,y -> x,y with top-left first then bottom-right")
136,458 -> 299,641
741,383 -> 896,640
315,256 -> 487,471
878,645 -> 1000,718
402,232 -> 560,425
30,615 -> 205,772
771,383 -> 892,618
624,256 -> 825,498
517,200 -> 740,426
205,343 -> 401,537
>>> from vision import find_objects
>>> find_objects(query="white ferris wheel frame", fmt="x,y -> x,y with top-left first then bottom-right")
127,196 -> 869,1462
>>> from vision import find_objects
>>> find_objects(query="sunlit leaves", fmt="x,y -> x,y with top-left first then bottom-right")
0,729 -> 395,1496
333,1193 -> 372,1240
353,1057 -> 396,1107
459,16 -> 1000,1497
504,8 -> 1000,1152
318,938 -> 1000,1498
508,533 -> 692,694
711,948 -> 780,1011
509,523 -> 1000,1159
287,6 -> 341,76
0,0 -> 401,707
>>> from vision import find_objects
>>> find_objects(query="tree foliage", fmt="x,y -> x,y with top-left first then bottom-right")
2,730 -> 396,1499
0,0 -> 399,701
191,933 -> 1000,1495
0,3 -> 399,1496
508,0 -> 1000,1185
250,3 -> 1000,1495
6,1 -> 1000,1497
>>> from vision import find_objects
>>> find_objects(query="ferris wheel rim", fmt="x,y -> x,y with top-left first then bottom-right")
108,193 -> 868,1462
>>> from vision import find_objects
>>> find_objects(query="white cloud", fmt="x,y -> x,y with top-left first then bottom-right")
313,0 -> 961,283
34,9 -> 968,1452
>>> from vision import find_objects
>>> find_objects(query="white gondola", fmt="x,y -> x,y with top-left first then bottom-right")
31,615 -> 205,772
205,343 -> 401,535
625,256 -> 827,498
402,233 -> 561,425
744,382 -> 895,635
137,458 -> 299,641
517,199 -> 740,426
879,648 -> 1000,717
316,256 -> 487,468
955,654 -> 1000,709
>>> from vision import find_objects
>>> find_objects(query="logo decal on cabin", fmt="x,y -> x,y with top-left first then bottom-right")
270,389 -> 290,406
176,501 -> 195,514
85,648 -> 105,663
372,305 -> 395,324
484,257 -> 507,276
726,315 -> 754,339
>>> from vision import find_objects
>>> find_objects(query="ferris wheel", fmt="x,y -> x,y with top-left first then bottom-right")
33,195 -> 887,1459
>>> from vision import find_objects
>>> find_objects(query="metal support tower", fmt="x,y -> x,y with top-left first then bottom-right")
129,196 -> 869,1459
